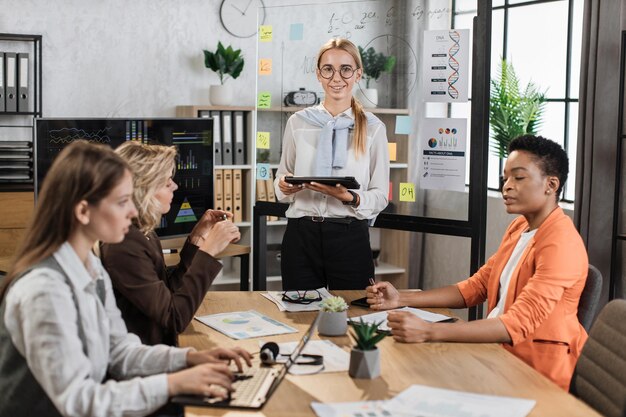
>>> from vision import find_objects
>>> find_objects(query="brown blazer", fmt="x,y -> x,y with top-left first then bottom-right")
101,225 -> 222,346
457,207 -> 588,390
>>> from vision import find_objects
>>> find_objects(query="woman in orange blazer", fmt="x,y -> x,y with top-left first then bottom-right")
367,135 -> 588,390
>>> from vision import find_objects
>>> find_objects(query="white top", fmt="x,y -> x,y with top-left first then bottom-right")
3,242 -> 190,417
487,229 -> 537,319
274,104 -> 390,220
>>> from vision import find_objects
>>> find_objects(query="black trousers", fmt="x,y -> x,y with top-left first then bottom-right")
281,217 -> 374,290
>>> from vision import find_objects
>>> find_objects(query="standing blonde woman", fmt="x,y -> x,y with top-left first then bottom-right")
275,38 -> 390,291
101,141 -> 241,347
0,141 -> 250,417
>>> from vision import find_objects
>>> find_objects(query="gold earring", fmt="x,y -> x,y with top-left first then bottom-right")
546,190 -> 551,195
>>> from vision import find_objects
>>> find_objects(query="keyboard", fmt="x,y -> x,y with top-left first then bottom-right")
229,367 -> 277,407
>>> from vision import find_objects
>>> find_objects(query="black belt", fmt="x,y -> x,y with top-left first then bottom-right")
299,216 -> 360,224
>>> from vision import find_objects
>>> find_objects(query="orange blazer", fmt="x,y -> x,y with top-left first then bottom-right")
457,207 -> 588,390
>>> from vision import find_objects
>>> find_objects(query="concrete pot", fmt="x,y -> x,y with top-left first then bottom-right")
349,347 -> 380,379
209,84 -> 233,106
354,87 -> 378,107
318,310 -> 348,336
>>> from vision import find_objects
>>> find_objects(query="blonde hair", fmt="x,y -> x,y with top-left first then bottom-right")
317,38 -> 367,158
115,141 -> 177,234
1,141 -> 129,300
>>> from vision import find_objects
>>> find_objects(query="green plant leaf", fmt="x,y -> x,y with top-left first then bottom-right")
203,42 -> 245,85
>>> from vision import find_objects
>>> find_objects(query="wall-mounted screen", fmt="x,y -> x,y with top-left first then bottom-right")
35,118 -> 213,238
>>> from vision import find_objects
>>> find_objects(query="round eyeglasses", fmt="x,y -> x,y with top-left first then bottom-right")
318,65 -> 358,80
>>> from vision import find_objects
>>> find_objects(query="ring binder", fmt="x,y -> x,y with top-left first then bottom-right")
17,53 -> 29,113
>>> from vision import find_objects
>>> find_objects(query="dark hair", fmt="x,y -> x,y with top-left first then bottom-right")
0,141 -> 129,301
508,135 -> 569,198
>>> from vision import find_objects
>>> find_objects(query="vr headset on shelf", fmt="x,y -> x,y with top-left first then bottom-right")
284,88 -> 320,107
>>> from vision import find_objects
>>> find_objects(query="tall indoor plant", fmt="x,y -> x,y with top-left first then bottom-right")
356,46 -> 396,107
203,41 -> 244,106
490,59 -> 546,158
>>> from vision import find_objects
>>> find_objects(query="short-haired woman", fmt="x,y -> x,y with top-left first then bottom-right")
367,135 -> 588,390
0,141 -> 251,417
100,141 -> 240,346
275,38 -> 389,291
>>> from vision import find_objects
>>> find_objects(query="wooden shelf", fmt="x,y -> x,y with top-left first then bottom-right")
258,107 -> 409,115
176,105 -> 255,117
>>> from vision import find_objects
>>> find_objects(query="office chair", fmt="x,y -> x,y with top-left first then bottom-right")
570,299 -> 626,417
577,264 -> 603,332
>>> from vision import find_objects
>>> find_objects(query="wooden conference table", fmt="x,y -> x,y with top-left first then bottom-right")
178,291 -> 599,417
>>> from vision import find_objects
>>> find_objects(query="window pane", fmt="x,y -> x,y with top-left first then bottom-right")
491,9 -> 505,77
488,152 -> 501,190
538,102 -> 566,146
564,102 -> 578,201
570,0 -> 584,98
507,2 -> 569,98
493,0 -> 504,7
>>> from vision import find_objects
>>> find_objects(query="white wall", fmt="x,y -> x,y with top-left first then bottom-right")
2,0 -> 320,117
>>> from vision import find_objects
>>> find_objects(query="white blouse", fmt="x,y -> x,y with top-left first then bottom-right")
274,104 -> 390,221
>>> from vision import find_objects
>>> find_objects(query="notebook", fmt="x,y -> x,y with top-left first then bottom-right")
172,312 -> 322,410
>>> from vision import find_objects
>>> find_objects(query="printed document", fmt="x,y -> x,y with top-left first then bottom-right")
350,307 -> 453,331
195,310 -> 297,340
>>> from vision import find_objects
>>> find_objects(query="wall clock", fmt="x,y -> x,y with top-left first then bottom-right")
220,0 -> 267,39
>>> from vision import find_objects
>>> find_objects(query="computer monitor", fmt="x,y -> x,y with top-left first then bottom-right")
35,118 -> 213,238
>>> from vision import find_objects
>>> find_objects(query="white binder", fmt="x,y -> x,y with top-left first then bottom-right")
234,111 -> 245,165
17,53 -> 28,112
221,111 -> 233,165
210,111 -> 222,165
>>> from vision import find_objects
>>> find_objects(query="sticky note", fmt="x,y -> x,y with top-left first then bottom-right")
256,132 -> 270,149
395,115 -> 412,135
257,163 -> 271,180
259,25 -> 273,42
388,181 -> 393,201
259,58 -> 272,75
257,92 -> 271,109
399,183 -> 416,202
388,143 -> 397,161
289,23 -> 304,41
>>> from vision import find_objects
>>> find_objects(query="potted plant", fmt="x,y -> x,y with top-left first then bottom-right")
348,319 -> 387,379
356,46 -> 396,107
490,59 -> 546,158
203,41 -> 245,106
317,296 -> 349,336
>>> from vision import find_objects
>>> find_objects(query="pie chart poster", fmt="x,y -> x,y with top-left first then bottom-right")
419,118 -> 467,192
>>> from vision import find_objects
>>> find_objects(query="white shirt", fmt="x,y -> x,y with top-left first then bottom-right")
274,104 -> 390,220
4,242 -> 190,417
488,229 -> 537,319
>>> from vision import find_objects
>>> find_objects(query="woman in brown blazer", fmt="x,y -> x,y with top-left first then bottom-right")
101,142 -> 241,346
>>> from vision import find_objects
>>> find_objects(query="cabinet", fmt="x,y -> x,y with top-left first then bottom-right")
176,105 -> 256,289
0,33 -> 42,191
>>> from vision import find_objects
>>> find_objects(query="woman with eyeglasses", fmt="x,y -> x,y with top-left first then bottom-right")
275,38 -> 389,291
100,142 -> 242,347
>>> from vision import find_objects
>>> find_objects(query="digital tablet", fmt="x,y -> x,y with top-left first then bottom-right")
284,176 -> 360,189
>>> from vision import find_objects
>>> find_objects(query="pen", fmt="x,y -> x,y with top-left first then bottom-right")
369,277 -> 376,286
162,249 -> 178,254
222,214 -> 228,221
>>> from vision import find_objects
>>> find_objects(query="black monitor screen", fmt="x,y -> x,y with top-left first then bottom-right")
35,118 -> 213,238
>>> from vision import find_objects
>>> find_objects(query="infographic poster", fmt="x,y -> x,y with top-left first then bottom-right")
422,29 -> 470,102
420,118 -> 467,192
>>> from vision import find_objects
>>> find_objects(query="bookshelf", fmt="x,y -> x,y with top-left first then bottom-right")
177,105 -> 411,289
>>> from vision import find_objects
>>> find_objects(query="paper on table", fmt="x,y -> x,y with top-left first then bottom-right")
386,384 -> 536,417
262,287 -> 333,312
349,307 -> 453,331
311,400 -> 401,417
277,340 -> 349,374
194,310 -> 297,340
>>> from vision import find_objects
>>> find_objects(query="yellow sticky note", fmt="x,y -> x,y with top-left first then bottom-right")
388,143 -> 397,161
259,25 -> 273,42
256,132 -> 270,149
259,58 -> 272,75
399,183 -> 416,202
257,92 -> 271,109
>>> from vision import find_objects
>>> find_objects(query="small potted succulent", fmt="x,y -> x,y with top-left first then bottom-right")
317,296 -> 349,336
348,319 -> 387,379
356,46 -> 396,107
203,41 -> 245,106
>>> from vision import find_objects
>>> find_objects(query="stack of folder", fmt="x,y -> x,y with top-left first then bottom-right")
0,140 -> 33,183
214,168 -> 244,223
1,52 -> 30,113
200,110 -> 246,166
